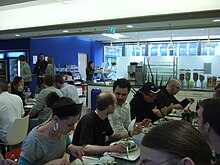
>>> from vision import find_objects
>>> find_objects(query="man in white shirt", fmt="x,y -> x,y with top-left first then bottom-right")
0,78 -> 24,143
108,78 -> 150,135
54,74 -> 80,104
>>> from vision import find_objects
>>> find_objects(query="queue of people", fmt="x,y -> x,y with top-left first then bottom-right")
1,53 -> 220,165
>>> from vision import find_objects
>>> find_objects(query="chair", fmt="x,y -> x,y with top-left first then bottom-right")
0,115 -> 29,158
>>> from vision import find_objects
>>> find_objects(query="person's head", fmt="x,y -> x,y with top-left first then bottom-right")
88,61 -> 94,68
0,78 -> 8,93
47,56 -> 54,64
8,83 -> 11,93
140,120 -> 212,165
12,76 -> 24,87
139,82 -> 160,103
46,92 -> 82,134
166,79 -> 180,95
96,92 -> 116,114
113,78 -> 131,105
213,88 -> 220,98
39,53 -> 45,61
54,74 -> 64,89
197,98 -> 220,142
44,75 -> 55,87
18,55 -> 26,62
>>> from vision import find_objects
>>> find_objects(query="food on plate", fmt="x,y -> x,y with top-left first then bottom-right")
99,155 -> 115,165
123,140 -> 136,151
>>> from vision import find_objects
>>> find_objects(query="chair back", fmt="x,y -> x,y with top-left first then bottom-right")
6,115 -> 29,145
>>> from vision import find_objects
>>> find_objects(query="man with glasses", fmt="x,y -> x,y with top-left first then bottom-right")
197,98 -> 220,164
130,82 -> 161,123
155,79 -> 193,116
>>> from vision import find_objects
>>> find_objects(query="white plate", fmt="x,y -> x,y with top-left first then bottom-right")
110,140 -> 138,152
128,118 -> 136,132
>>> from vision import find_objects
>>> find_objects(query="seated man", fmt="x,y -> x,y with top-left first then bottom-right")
155,79 -> 193,116
72,92 -> 142,156
54,74 -> 80,104
197,98 -> 220,164
130,82 -> 162,123
28,75 -> 63,131
108,78 -> 150,133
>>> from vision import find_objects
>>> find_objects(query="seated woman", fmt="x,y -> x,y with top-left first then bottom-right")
18,92 -> 84,165
139,120 -> 212,165
11,76 -> 25,105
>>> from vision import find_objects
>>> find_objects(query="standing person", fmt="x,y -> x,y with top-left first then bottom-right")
45,56 -> 56,75
139,120 -> 212,165
28,75 -> 63,131
54,74 -> 80,104
32,53 -> 48,87
108,78 -> 150,133
0,78 -> 24,143
18,92 -> 84,165
19,55 -> 32,91
155,79 -> 194,116
197,98 -> 220,164
72,92 -> 141,156
130,82 -> 162,123
86,61 -> 95,82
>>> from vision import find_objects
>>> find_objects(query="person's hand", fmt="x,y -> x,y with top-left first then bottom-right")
111,143 -> 127,153
187,98 -> 195,103
68,145 -> 84,162
0,159 -> 18,165
18,86 -> 24,92
152,109 -> 163,117
160,107 -> 168,116
141,118 -> 152,127
131,124 -> 142,136
44,158 -> 70,165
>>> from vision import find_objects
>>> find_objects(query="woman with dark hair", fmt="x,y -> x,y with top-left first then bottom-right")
18,92 -> 84,165
11,76 -> 25,105
139,120 -> 212,165
86,61 -> 95,82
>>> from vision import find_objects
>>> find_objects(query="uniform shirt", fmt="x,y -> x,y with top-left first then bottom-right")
60,83 -> 80,104
108,101 -> 131,132
0,92 -> 24,142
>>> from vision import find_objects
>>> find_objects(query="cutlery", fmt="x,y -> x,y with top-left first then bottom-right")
126,146 -> 129,158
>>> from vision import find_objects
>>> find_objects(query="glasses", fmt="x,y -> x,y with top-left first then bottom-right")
139,157 -> 178,165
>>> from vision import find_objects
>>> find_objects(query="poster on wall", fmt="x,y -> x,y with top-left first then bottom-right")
33,55 -> 37,64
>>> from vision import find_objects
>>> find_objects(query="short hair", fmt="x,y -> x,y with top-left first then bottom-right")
46,92 -> 81,119
142,120 -> 212,165
54,74 -> 64,84
96,92 -> 115,111
19,55 -> 26,61
167,79 -> 180,86
113,78 -> 131,93
213,88 -> 220,98
44,75 -> 55,86
0,78 -> 8,91
200,98 -> 220,136
87,61 -> 94,67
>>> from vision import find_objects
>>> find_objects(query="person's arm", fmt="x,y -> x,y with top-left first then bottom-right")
83,143 -> 126,155
18,156 -> 32,165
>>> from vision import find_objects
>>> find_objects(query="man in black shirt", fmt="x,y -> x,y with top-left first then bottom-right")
130,82 -> 161,123
155,79 -> 193,115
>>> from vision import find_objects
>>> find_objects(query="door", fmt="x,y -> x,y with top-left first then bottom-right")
78,53 -> 87,81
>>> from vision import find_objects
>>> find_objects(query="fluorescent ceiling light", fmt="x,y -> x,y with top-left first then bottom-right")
15,34 -> 20,37
63,30 -> 69,33
126,25 -> 133,28
213,19 -> 220,22
102,33 -> 126,39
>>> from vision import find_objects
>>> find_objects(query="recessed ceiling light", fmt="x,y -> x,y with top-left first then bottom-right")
126,25 -> 133,28
63,30 -> 69,33
15,34 -> 20,37
213,19 -> 220,22
201,29 -> 204,31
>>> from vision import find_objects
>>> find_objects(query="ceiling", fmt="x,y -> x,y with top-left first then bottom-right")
0,0 -> 220,43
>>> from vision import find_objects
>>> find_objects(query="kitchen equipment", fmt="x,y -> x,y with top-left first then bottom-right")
199,75 -> 205,88
193,72 -> 198,88
185,71 -> 191,88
